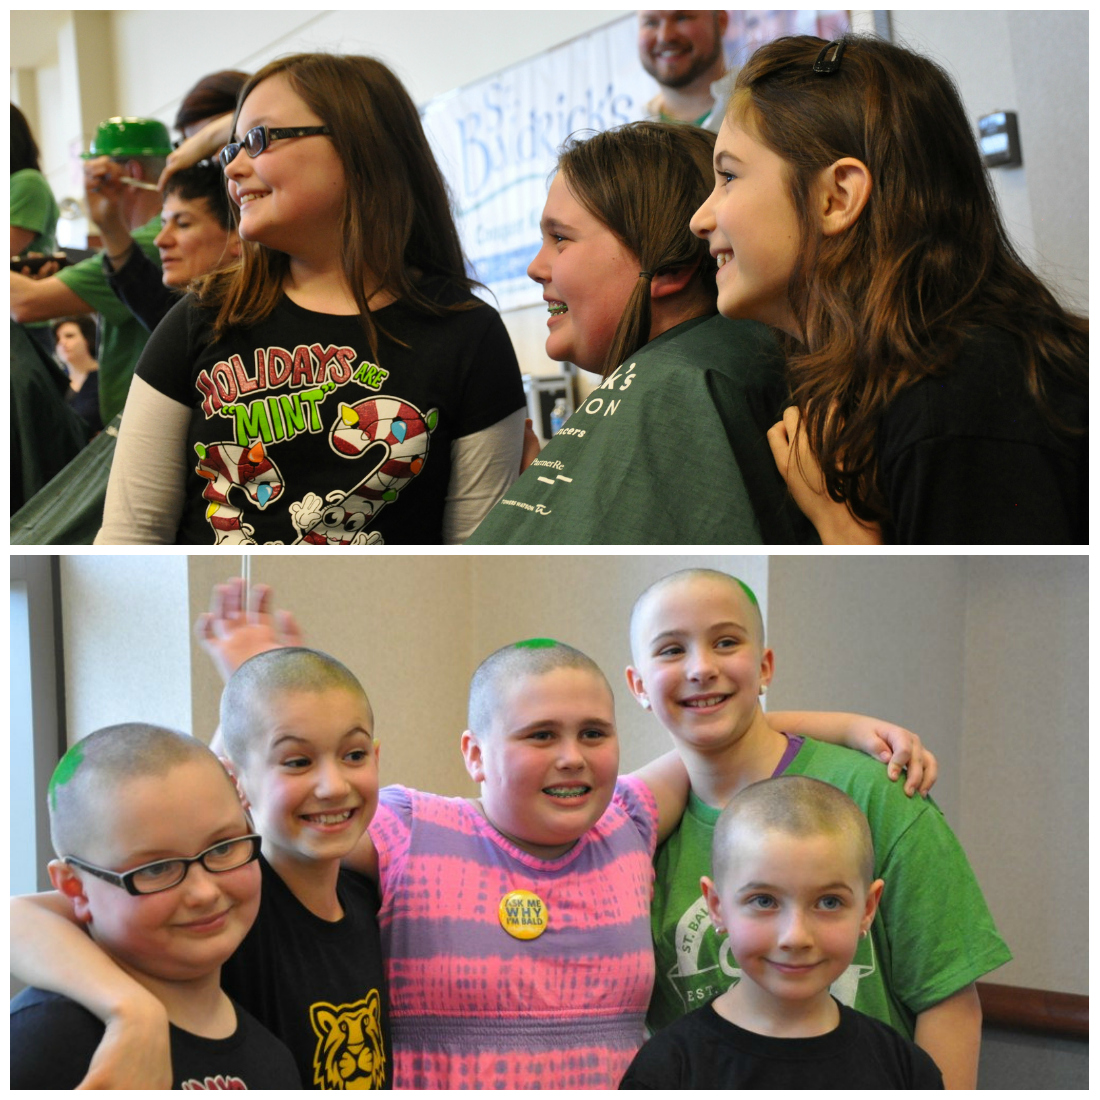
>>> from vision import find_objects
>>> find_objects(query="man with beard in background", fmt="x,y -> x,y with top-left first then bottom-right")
639,10 -> 732,132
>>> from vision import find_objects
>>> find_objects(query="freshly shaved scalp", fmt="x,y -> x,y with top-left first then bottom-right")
630,568 -> 766,660
712,776 -> 875,887
467,639 -> 613,734
220,647 -> 373,765
48,724 -> 229,857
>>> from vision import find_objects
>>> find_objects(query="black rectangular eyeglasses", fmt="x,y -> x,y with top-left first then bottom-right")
64,834 -> 262,895
219,125 -> 331,170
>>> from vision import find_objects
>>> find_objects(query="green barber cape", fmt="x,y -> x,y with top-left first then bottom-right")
467,315 -> 815,545
55,215 -> 162,424
11,411 -> 120,545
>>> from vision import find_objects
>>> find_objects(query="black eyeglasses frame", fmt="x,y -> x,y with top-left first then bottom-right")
64,834 -> 262,896
219,125 -> 331,170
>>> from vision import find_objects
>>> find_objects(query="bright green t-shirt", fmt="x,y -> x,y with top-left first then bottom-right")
10,169 -> 59,255
55,216 -> 162,423
649,738 -> 1012,1037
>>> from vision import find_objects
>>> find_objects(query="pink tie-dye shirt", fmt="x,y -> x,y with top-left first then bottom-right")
370,776 -> 659,1089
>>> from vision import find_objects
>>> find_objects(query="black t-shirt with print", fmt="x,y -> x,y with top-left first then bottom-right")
136,279 -> 524,545
219,856 -> 393,1090
10,986 -> 301,1089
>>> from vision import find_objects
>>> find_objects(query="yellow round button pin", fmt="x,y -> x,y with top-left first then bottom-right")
498,889 -> 549,940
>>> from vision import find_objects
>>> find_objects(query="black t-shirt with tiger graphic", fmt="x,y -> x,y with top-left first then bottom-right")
219,856 -> 393,1090
136,278 -> 524,545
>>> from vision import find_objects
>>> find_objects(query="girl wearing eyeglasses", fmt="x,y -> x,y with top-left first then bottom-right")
97,53 -> 525,545
691,35 -> 1087,545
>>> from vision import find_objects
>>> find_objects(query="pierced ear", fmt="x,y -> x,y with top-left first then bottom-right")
648,257 -> 702,299
817,157 -> 872,237
460,730 -> 485,783
48,860 -> 93,924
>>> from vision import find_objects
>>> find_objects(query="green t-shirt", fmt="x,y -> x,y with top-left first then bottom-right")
10,169 -> 59,256
55,215 -> 162,423
649,738 -> 1012,1037
468,315 -> 813,545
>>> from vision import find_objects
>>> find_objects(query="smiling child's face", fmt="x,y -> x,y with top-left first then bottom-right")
702,823 -> 881,1010
463,666 -> 619,860
526,172 -> 642,373
223,73 -> 345,259
690,109 -> 806,337
66,756 -> 260,984
235,686 -> 379,873
628,574 -> 773,754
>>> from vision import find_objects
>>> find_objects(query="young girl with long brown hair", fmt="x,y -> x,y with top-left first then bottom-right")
97,53 -> 525,545
468,121 -> 813,545
691,35 -> 1087,544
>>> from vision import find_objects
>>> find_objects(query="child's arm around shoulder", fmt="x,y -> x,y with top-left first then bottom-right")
629,751 -> 690,844
765,710 -> 938,796
10,891 -> 172,1089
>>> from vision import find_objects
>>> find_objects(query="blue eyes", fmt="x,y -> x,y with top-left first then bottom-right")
743,895 -> 847,911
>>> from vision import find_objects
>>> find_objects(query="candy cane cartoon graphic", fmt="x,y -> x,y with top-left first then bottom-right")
194,439 -> 284,545
292,396 -> 438,545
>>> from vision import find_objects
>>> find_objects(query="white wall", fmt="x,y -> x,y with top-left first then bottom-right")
60,554 -> 193,739
108,11 -> 628,127
892,10 -> 1088,314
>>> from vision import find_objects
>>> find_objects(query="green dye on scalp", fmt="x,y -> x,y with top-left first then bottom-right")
514,638 -> 558,649
48,740 -> 87,812
735,578 -> 760,610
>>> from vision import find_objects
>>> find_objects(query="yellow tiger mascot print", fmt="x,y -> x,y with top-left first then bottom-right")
310,991 -> 386,1090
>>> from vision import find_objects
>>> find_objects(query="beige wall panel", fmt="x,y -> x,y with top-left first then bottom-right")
467,554 -> 769,774
767,555 -> 967,823
188,556 -> 475,796
187,553 -> 766,787
958,556 -> 1087,993
768,554 -> 1087,996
